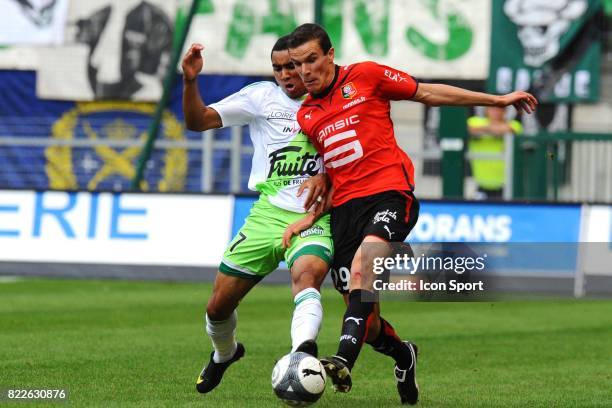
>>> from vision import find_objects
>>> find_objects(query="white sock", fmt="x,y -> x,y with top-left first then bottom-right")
206,311 -> 238,363
291,288 -> 323,352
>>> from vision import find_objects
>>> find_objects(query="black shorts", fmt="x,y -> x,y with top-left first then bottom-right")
330,190 -> 420,294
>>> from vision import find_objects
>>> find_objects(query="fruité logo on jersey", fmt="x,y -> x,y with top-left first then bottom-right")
341,82 -> 357,99
267,145 -> 321,181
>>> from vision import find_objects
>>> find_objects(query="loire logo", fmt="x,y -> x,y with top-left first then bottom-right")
504,0 -> 588,67
267,111 -> 295,121
341,82 -> 357,99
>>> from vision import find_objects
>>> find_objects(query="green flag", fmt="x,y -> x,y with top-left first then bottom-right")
487,0 -> 601,103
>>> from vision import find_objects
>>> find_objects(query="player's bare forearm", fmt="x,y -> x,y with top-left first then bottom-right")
282,213 -> 316,249
181,43 -> 222,131
414,83 -> 499,107
183,80 -> 205,129
282,188 -> 333,249
182,77 -> 222,131
413,83 -> 538,114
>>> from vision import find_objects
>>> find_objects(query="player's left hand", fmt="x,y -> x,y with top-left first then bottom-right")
299,174 -> 331,211
497,91 -> 538,114
182,43 -> 204,81
282,214 -> 316,248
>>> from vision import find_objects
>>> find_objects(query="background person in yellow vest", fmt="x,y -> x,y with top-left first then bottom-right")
468,106 -> 523,200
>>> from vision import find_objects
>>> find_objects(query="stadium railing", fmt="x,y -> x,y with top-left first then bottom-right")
1,118 -> 611,204
513,131 -> 612,202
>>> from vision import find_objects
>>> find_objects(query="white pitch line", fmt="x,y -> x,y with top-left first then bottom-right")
0,276 -> 21,283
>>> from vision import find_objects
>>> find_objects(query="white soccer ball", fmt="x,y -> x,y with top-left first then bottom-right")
271,352 -> 326,406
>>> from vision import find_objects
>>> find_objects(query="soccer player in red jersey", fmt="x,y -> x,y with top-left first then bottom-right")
285,23 -> 537,404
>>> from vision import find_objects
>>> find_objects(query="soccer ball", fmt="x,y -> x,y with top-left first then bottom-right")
271,352 -> 326,406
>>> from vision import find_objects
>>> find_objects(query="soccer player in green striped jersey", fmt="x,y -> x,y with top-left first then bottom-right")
182,35 -> 332,394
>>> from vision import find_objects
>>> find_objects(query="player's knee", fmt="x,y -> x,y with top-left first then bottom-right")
350,270 -> 363,289
292,271 -> 320,293
291,257 -> 328,290
206,296 -> 234,321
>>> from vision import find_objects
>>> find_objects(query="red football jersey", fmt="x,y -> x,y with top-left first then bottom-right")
297,61 -> 419,207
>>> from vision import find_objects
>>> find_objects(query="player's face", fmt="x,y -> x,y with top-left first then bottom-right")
288,39 -> 335,94
271,50 -> 307,99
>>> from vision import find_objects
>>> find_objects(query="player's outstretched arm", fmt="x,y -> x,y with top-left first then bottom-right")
182,43 -> 223,131
413,83 -> 538,114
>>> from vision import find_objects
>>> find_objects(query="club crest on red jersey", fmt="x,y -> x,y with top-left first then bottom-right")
341,82 -> 357,99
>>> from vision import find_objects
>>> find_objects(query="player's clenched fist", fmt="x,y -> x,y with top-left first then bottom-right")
182,43 -> 204,81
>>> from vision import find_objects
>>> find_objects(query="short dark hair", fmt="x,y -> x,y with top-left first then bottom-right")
271,34 -> 292,58
288,23 -> 332,54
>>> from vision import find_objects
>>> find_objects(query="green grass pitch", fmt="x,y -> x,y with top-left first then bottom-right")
1,278 -> 611,407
